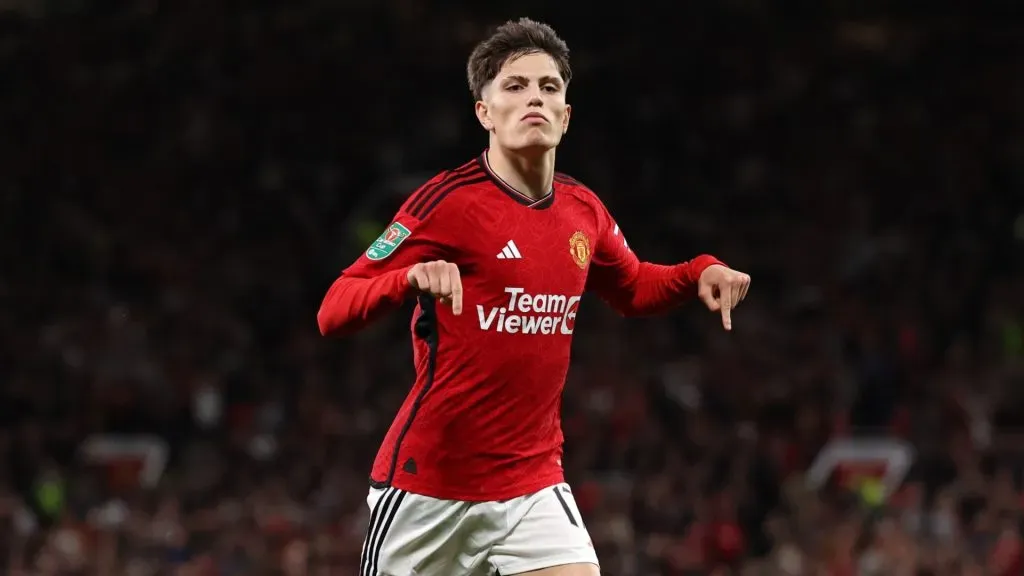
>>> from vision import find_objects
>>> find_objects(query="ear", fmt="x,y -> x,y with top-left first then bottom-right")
562,104 -> 571,134
475,100 -> 494,132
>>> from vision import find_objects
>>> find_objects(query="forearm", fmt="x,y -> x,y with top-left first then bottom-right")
600,255 -> 722,317
317,267 -> 413,336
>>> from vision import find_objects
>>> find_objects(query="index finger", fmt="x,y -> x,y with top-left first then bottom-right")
448,264 -> 463,315
720,301 -> 733,331
716,293 -> 733,330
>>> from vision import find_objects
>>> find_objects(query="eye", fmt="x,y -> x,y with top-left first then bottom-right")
543,85 -> 560,93
506,84 -> 524,92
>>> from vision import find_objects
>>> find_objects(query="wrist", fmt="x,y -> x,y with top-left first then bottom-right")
689,254 -> 725,282
397,266 -> 417,296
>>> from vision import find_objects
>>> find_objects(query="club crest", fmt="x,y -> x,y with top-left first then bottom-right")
569,231 -> 590,269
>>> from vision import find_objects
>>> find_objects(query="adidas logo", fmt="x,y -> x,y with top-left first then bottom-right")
496,240 -> 522,259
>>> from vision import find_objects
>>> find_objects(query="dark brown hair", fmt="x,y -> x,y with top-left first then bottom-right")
466,18 -> 572,100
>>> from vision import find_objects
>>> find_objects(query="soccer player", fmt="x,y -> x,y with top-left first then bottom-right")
318,18 -> 751,576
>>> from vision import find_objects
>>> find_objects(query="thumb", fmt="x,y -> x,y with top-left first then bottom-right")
698,283 -> 720,311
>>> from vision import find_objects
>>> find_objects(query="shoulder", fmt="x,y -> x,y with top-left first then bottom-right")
555,171 -> 608,214
399,158 -> 488,221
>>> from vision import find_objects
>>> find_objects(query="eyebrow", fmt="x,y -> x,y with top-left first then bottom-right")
503,75 -> 564,87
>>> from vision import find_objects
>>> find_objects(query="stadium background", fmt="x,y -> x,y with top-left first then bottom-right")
3,1 -> 1024,574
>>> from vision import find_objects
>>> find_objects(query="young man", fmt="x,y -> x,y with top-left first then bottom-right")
318,18 -> 751,576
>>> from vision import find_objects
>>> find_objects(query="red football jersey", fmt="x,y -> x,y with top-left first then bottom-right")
319,152 -> 721,501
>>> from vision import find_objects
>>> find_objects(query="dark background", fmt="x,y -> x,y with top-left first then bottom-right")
2,1 -> 1023,574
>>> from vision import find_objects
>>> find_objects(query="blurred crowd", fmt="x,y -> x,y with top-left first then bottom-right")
3,1 -> 1024,574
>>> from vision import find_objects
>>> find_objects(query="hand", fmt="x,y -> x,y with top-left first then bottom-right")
697,264 -> 751,330
406,260 -> 463,315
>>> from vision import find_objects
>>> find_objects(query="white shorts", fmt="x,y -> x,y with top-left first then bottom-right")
358,483 -> 598,575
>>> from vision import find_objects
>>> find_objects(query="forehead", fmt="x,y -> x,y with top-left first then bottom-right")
496,51 -> 562,80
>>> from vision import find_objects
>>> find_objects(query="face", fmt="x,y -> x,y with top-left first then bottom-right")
475,51 -> 571,154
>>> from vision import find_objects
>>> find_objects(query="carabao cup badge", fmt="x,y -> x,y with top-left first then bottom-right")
366,222 -> 412,260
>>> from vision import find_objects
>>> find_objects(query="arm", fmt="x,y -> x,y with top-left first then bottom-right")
317,211 -> 449,337
585,205 -> 723,317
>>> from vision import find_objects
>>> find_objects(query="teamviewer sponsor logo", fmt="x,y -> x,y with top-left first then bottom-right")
477,287 -> 580,335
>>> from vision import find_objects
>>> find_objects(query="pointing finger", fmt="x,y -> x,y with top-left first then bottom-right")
448,264 -> 463,316
719,287 -> 734,330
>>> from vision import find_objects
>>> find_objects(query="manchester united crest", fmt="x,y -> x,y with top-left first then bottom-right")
568,231 -> 590,269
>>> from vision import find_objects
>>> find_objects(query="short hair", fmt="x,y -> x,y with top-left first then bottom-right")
466,18 -> 572,101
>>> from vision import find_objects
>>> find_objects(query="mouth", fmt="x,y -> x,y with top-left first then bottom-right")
521,113 -> 548,124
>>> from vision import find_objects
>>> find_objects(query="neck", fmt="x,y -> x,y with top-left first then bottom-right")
486,144 -> 556,201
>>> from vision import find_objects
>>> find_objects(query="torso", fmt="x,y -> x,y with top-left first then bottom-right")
370,157 -> 606,501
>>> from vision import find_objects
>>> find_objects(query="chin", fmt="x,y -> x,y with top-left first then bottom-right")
509,134 -> 560,154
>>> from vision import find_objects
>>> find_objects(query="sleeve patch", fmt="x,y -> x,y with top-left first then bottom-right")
366,222 -> 412,260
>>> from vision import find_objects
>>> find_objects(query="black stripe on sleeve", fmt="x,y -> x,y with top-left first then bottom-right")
405,161 -> 482,219
398,160 -> 476,215
418,175 -> 489,219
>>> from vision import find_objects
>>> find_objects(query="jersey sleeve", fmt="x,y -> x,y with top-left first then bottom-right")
342,210 -> 451,279
317,182 -> 456,336
585,194 -> 723,316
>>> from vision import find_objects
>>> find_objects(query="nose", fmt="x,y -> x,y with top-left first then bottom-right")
525,82 -> 546,105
